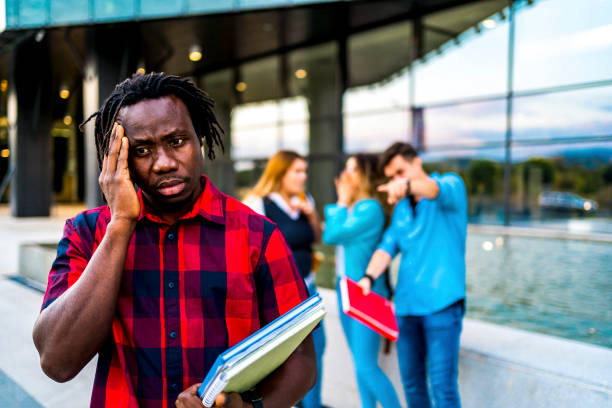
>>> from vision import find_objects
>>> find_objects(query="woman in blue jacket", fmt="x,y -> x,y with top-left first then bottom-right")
323,154 -> 401,408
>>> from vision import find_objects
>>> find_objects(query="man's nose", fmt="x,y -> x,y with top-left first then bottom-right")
152,148 -> 178,173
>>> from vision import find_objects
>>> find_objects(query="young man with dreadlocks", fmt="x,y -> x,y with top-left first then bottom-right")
33,73 -> 316,408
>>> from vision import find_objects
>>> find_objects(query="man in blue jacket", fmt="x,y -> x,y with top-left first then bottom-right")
358,142 -> 467,408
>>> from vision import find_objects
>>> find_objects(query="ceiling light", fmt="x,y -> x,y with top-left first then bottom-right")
1,149 -> 9,158
295,69 -> 307,79
59,86 -> 70,100
235,82 -> 247,92
63,115 -> 72,126
189,45 -> 203,62
482,19 -> 496,29
0,80 -> 7,93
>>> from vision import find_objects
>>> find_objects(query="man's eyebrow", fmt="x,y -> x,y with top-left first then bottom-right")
130,137 -> 154,144
161,129 -> 189,138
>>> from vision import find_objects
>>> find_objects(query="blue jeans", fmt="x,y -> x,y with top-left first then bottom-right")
396,301 -> 463,408
336,284 -> 401,408
301,282 -> 326,408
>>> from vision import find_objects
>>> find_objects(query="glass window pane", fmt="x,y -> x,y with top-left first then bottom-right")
287,42 -> 337,98
514,0 -> 612,91
343,72 -> 409,115
6,0 -> 19,27
422,147 -> 506,225
423,99 -> 506,148
234,159 -> 266,200
280,122 -> 308,156
50,0 -> 88,24
279,97 -> 308,122
510,141 -> 612,234
512,85 -> 612,142
232,101 -> 279,129
93,0 -> 135,21
344,110 -> 409,154
232,126 -> 279,160
414,15 -> 508,104
17,0 -> 47,27
187,0 -> 233,14
238,0 -> 290,9
140,0 -> 181,18
240,56 -> 281,104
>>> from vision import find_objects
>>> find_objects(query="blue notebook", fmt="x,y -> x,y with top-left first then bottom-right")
197,294 -> 326,407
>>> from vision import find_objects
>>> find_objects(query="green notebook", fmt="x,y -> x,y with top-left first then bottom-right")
198,295 -> 326,407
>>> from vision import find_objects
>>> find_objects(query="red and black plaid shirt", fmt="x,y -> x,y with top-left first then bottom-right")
41,175 -> 309,407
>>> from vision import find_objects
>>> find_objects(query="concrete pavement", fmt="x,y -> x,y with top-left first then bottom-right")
0,205 -> 360,407
3,205 -> 612,407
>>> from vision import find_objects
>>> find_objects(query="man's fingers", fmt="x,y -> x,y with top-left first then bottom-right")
117,131 -> 130,173
175,384 -> 203,408
214,393 -> 226,406
357,278 -> 371,295
377,183 -> 390,192
106,122 -> 120,173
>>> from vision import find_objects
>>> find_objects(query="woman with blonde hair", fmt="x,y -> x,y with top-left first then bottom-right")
323,153 -> 401,408
244,150 -> 326,408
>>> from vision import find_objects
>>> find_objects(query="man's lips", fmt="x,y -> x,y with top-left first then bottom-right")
156,179 -> 186,197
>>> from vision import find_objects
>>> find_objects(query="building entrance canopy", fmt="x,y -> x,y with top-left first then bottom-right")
0,0 -> 506,97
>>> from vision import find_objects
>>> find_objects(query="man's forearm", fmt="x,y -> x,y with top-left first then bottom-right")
410,177 -> 439,200
33,219 -> 135,382
258,334 -> 316,408
365,249 -> 393,280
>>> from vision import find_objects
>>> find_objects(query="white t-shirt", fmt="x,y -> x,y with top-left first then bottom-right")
243,192 -> 315,220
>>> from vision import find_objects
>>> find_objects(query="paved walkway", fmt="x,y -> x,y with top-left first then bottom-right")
0,205 -> 364,407
0,278 -> 97,407
0,367 -> 43,407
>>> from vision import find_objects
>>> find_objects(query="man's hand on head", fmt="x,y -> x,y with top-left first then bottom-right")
99,122 -> 141,224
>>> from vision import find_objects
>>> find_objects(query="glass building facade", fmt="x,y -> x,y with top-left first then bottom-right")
2,0 -> 342,29
231,0 -> 612,234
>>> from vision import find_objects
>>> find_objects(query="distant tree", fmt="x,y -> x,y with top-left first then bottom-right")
468,159 -> 500,195
574,166 -> 601,196
602,164 -> 612,185
523,157 -> 554,185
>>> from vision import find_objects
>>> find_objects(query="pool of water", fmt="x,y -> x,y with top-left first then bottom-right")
466,233 -> 612,348
315,232 -> 612,349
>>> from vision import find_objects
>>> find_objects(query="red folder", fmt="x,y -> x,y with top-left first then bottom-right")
339,277 -> 399,341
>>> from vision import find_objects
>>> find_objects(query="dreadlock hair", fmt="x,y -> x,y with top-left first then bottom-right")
80,72 -> 224,171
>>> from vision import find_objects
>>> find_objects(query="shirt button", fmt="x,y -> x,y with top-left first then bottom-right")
168,282 -> 175,289
167,233 -> 175,240
170,331 -> 177,339
171,383 -> 178,390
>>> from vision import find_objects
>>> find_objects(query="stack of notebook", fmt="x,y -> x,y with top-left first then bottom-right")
197,294 -> 326,407
339,277 -> 399,341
